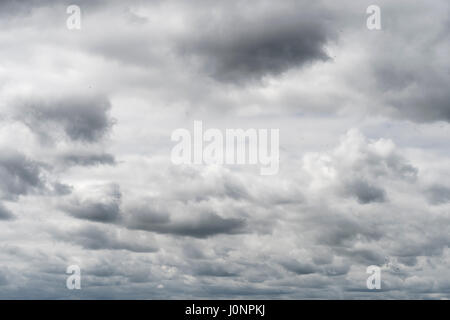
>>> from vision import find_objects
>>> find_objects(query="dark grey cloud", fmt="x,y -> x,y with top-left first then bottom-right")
59,152 -> 116,167
125,205 -> 171,227
345,180 -> 387,204
179,2 -> 335,83
64,199 -> 120,223
0,203 -> 14,220
14,95 -> 114,143
280,259 -> 317,275
128,211 -> 246,238
63,187 -> 247,238
0,150 -> 47,200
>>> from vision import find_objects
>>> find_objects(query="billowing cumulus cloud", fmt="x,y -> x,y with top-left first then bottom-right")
0,0 -> 449,300
302,129 -> 418,204
61,184 -> 122,223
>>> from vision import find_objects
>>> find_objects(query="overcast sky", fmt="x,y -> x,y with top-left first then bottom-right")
0,0 -> 449,299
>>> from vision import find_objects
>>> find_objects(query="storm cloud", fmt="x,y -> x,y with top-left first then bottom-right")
179,2 -> 335,83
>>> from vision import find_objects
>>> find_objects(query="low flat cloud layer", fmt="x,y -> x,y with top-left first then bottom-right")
0,0 -> 449,299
